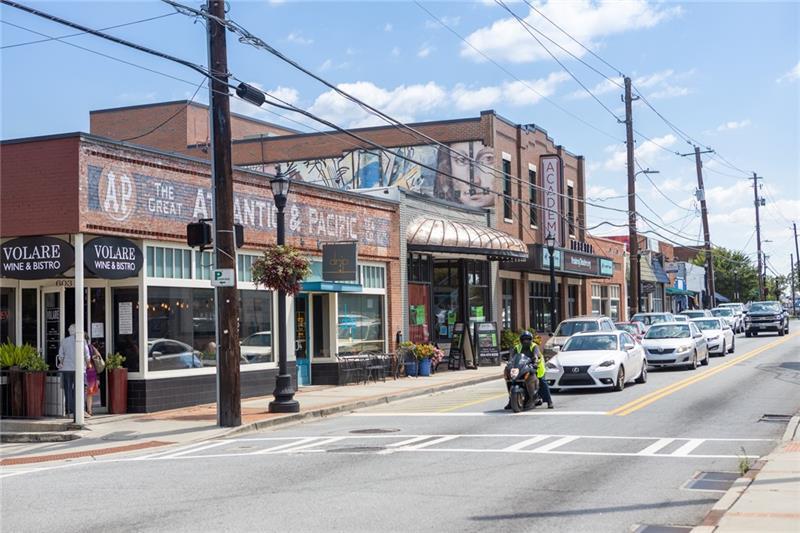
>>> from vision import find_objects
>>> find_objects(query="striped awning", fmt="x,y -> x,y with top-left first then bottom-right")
639,258 -> 658,283
406,217 -> 528,260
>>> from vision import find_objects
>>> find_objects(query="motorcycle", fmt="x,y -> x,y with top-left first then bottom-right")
505,351 -> 539,413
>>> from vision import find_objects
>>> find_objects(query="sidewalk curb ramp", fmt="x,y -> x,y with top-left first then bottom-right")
220,372 -> 502,439
1,420 -> 83,443
691,413 -> 800,532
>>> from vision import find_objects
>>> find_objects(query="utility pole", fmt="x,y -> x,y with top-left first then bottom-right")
208,0 -> 241,427
752,173 -> 764,301
793,222 -> 799,298
791,253 -> 796,317
624,76 -> 640,318
681,146 -> 715,308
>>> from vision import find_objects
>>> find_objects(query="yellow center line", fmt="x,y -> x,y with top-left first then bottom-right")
438,392 -> 508,413
609,332 -> 798,417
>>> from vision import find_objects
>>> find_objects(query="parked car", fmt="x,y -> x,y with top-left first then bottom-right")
629,312 -> 676,333
679,309 -> 713,319
711,307 -> 741,334
240,331 -> 274,363
717,303 -> 746,333
615,321 -> 646,342
641,322 -> 709,370
745,301 -> 790,337
544,331 -> 647,392
672,315 -> 689,323
691,317 -> 735,356
147,339 -> 203,371
543,316 -> 617,358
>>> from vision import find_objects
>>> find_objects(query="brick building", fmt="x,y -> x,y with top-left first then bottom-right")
0,132 -> 400,412
581,235 -> 627,321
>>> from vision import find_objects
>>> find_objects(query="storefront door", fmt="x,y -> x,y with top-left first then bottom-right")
42,287 -> 63,369
295,294 -> 310,386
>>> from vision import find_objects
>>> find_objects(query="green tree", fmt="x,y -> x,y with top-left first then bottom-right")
765,274 -> 788,302
692,247 -> 759,302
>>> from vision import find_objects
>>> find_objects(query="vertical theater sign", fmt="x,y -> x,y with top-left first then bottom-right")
540,154 -> 563,246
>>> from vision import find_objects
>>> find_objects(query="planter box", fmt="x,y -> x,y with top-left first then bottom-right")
23,371 -> 46,417
405,361 -> 418,377
108,368 -> 128,414
418,358 -> 432,377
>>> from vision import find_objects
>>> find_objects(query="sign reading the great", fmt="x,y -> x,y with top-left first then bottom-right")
83,160 -> 393,250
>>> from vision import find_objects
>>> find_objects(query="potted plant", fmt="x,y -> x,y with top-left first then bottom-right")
21,349 -> 48,417
106,353 -> 127,414
396,341 -> 416,377
0,342 -> 39,417
429,345 -> 445,373
415,343 -> 436,377
251,244 -> 311,296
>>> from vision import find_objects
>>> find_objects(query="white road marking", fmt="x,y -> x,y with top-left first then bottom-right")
672,439 -> 705,457
385,436 -> 432,448
273,437 -> 347,454
637,438 -> 675,456
351,411 -> 608,417
503,435 -> 551,451
405,435 -> 459,450
528,436 -> 579,453
251,437 -> 325,455
160,440 -> 228,459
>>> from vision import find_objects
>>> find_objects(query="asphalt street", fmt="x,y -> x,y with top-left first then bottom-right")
2,331 -> 799,533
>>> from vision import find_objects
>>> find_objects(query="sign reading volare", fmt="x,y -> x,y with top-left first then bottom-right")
86,165 -> 391,248
1,237 -> 74,279
322,242 -> 358,282
84,237 -> 143,279
540,155 -> 562,247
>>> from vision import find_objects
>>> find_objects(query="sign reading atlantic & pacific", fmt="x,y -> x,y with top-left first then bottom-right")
84,237 -> 143,279
84,162 -> 392,250
1,237 -> 75,280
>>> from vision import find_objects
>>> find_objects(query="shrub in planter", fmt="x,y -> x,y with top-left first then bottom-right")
0,343 -> 41,417
21,351 -> 48,418
106,353 -> 128,414
414,344 -> 437,377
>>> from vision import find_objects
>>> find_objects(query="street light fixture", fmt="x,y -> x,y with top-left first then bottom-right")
268,166 -> 300,414
545,232 -> 557,334
634,168 -> 660,179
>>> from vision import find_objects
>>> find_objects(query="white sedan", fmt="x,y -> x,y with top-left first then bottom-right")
545,331 -> 647,392
691,317 -> 735,356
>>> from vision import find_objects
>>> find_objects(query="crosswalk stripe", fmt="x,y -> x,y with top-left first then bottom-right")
385,436 -> 431,448
158,441 -> 228,459
529,436 -> 579,453
671,439 -> 705,456
406,436 -> 459,449
637,438 -> 675,456
503,435 -> 551,451
251,437 -> 321,455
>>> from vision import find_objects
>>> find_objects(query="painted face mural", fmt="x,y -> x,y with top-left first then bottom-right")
434,141 -> 496,208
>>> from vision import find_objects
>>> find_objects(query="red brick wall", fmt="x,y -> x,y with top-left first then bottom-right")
185,105 -> 298,148
582,234 -> 628,318
0,136 -> 80,237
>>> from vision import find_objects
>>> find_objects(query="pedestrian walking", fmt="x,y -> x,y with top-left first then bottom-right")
56,324 -> 91,417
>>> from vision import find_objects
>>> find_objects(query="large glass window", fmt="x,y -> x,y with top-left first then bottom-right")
528,167 -> 537,227
609,285 -> 621,321
501,279 -> 514,330
239,290 -> 273,364
21,288 -> 37,348
433,261 -> 460,340
529,281 -> 560,333
407,254 -> 432,283
195,251 -> 214,280
337,294 -> 384,355
237,254 -> 257,282
361,265 -> 386,289
503,158 -> 513,219
0,288 -> 15,344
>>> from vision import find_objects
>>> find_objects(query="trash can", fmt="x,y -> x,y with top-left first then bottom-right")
45,372 -> 66,417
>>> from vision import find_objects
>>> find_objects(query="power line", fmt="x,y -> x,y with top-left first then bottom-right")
120,80 -> 205,141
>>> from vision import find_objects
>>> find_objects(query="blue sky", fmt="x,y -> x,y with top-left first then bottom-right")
2,1 -> 798,274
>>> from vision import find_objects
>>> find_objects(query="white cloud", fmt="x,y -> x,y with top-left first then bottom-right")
776,61 -> 800,83
603,134 -> 678,171
418,43 -> 434,58
319,59 -> 350,72
451,85 -> 503,111
568,69 -> 690,101
448,72 -> 569,110
425,15 -> 460,29
587,184 -> 619,199
383,23 -> 393,32
267,86 -> 300,106
286,32 -> 313,45
716,119 -> 751,132
308,81 -> 448,128
462,0 -> 681,64
648,85 -> 690,100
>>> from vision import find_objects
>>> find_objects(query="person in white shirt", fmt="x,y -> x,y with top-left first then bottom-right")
57,324 -> 90,416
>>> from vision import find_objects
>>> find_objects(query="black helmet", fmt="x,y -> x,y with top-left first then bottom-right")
519,331 -> 533,342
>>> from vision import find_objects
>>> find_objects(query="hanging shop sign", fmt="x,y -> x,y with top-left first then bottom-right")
0,236 -> 74,280
322,242 -> 358,282
84,237 -> 143,279
540,154 -> 563,247
599,259 -> 614,277
561,251 -> 597,275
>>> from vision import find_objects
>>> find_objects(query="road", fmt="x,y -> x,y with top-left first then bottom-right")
2,331 -> 799,532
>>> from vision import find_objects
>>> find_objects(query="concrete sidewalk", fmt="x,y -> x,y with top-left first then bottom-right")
693,414 -> 800,533
0,365 -> 502,465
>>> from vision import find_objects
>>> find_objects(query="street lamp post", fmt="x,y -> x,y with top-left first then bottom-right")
546,233 -> 557,333
269,167 -> 300,413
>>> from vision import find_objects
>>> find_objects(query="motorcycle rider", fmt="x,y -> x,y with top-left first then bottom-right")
504,330 -> 554,410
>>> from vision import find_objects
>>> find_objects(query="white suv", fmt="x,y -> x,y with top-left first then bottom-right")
543,316 -> 617,358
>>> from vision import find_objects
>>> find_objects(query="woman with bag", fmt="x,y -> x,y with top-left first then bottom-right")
85,340 -> 102,417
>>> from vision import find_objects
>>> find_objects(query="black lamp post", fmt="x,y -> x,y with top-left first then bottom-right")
269,167 -> 299,413
637,252 -> 644,312
546,233 -> 557,333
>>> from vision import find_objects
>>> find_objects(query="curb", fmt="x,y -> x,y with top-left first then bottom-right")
221,372 -> 502,439
1,432 -> 81,443
692,412 -> 800,532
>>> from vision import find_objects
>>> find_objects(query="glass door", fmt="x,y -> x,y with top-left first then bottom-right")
295,294 -> 310,386
42,287 -> 63,369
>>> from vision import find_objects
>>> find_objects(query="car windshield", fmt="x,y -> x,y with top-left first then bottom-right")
615,324 -> 638,334
749,303 -> 781,313
645,324 -> 690,339
632,314 -> 668,326
673,316 -> 688,322
681,311 -> 705,318
712,309 -> 733,317
694,319 -> 721,331
554,321 -> 599,336
563,335 -> 618,351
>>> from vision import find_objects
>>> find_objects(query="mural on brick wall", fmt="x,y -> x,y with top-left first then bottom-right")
245,141 -> 496,209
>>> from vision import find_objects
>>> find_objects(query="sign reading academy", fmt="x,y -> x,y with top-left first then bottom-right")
84,237 -> 143,279
86,165 -> 391,249
1,237 -> 74,280
540,155 -> 563,247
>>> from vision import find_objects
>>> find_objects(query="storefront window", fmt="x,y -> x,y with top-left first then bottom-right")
361,265 -> 385,289
337,294 -> 384,355
239,290 -> 273,364
1,288 -> 15,344
147,287 -> 212,371
238,254 -> 257,282
591,284 -> 603,316
433,261 -> 460,340
501,279 -> 514,330
21,288 -> 37,347
408,283 -> 430,343
530,281 -> 559,333
609,285 -> 620,321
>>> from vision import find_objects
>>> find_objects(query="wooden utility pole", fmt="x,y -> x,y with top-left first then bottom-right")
681,147 -> 715,307
791,253 -> 796,317
208,0 -> 241,427
624,76 -> 640,318
793,222 -> 799,296
752,173 -> 764,300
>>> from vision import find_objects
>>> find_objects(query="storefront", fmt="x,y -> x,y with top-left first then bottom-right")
1,133 -> 400,411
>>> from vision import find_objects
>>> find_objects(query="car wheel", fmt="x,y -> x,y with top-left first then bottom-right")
745,330 -> 751,338
778,327 -> 785,337
718,341 -> 726,358
613,366 -> 625,391
687,351 -> 698,371
729,338 -> 735,354
701,349 -> 709,366
635,363 -> 648,384
753,331 -> 758,337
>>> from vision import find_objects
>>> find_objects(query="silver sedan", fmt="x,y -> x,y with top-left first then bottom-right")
641,322 -> 709,370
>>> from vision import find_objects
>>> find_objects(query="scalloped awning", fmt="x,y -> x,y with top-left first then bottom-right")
406,217 -> 528,261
